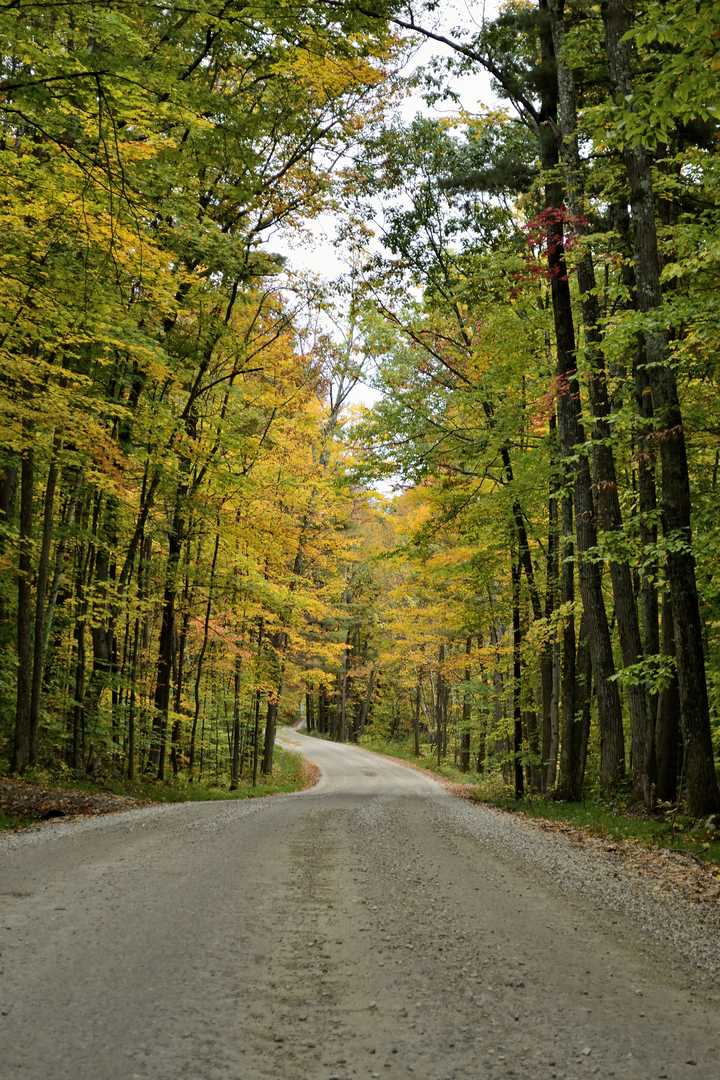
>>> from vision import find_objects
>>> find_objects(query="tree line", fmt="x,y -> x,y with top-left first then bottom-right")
303,0 -> 720,817
2,2 -> 719,817
0,1 -> 394,787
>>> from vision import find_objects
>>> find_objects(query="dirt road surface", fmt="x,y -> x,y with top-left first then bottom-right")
2,730 -> 719,1079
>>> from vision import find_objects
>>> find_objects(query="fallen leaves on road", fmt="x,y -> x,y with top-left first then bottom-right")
0,778 -> 146,825
444,783 -> 720,908
300,760 -> 321,790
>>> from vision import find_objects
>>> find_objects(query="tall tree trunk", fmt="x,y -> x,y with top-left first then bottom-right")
555,495 -> 580,800
262,628 -> 287,774
460,637 -> 472,772
546,638 -> 561,791
541,436 -> 559,789
512,555 -> 524,799
539,0 -> 625,790
148,498 -> 184,780
261,697 -> 278,776
354,665 -> 375,742
12,441 -> 34,773
170,549 -> 192,776
338,626 -> 352,743
0,463 -> 17,630
251,688 -> 261,787
435,644 -> 445,767
188,528 -> 221,780
127,616 -> 140,781
550,0 -> 649,800
230,654 -> 242,791
29,450 -> 58,763
603,0 -> 719,814
614,201 -> 661,787
574,609 -> 593,796
318,683 -> 328,735
413,677 -> 422,757
655,595 -> 680,804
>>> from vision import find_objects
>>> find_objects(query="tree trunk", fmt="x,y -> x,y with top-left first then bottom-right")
148,505 -> 183,780
29,451 -> 58,763
0,463 -> 17,630
188,529 -> 221,781
12,442 -> 34,773
354,666 -> 375,742
574,609 -> 592,796
413,678 -> 422,757
555,495 -> 580,800
126,616 -> 140,781
550,0 -> 649,800
435,644 -> 445,767
460,637 -> 472,772
546,638 -> 561,791
318,683 -> 328,734
230,654 -> 242,790
251,689 -> 261,787
541,441 -> 559,789
603,0 -> 719,814
170,553 -> 192,776
261,697 -> 278,776
655,595 -> 680,804
539,1 -> 625,790
262,629 -> 286,774
512,556 -> 524,799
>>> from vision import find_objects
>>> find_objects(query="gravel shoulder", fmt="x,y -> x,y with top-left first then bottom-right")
2,728 -> 719,1080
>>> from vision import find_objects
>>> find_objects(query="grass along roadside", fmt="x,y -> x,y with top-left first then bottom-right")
355,734 -> 720,869
0,811 -> 33,831
0,747 -> 316,832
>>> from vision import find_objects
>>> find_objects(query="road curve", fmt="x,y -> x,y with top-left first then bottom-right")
2,729 -> 719,1080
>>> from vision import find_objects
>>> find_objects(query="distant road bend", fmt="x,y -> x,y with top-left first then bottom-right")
2,729 -> 719,1080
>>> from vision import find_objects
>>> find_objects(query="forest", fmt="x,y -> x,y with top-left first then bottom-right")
1,0 -> 719,819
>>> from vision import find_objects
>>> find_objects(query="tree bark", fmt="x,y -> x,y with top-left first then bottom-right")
550,0 -> 649,800
413,677 -> 422,757
512,556 -> 524,799
261,696 -> 278,776
555,494 -> 580,800
188,529 -> 221,780
655,595 -> 680,803
12,442 -> 34,773
29,450 -> 58,763
230,654 -> 242,790
460,637 -> 472,772
539,0 -> 625,790
251,688 -> 261,787
574,609 -> 593,796
435,644 -> 445,767
541,429 -> 559,789
0,463 -> 17,630
603,0 -> 719,814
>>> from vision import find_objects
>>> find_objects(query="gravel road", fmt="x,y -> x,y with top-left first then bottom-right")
2,730 -> 719,1080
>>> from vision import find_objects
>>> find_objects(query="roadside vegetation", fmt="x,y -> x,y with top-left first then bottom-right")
2,2 -> 719,828
355,734 -> 720,869
0,748 -> 313,831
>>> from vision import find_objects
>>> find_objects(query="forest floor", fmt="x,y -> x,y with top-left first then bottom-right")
0,747 -> 318,831
349,734 -> 720,895
3,727 -> 720,1080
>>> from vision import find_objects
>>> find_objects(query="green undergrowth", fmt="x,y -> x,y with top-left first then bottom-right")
0,812 -> 32,831
69,747 -> 309,802
0,748 -> 311,831
355,735 -> 720,868
358,734 -> 487,787
486,793 -> 720,867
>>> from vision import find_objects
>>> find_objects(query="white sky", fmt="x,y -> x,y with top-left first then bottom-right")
281,3 -> 503,408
